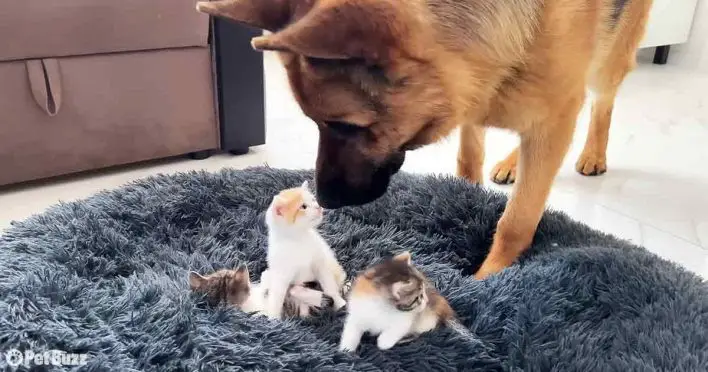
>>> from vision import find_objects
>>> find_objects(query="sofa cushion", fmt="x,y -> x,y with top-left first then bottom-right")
0,48 -> 218,185
0,0 -> 209,62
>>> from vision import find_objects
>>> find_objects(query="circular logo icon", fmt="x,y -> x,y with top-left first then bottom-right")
5,349 -> 23,367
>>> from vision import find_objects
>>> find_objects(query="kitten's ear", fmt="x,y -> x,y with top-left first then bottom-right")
189,271 -> 207,290
391,282 -> 404,300
301,180 -> 309,190
393,251 -> 412,265
272,196 -> 284,216
235,264 -> 250,284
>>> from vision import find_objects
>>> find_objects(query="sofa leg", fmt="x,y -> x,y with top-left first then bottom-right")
188,150 -> 213,160
228,148 -> 249,156
653,45 -> 670,65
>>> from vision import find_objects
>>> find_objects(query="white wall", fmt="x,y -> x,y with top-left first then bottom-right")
640,0 -> 708,73
671,0 -> 708,72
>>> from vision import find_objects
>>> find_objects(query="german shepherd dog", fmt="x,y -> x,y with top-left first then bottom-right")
196,0 -> 653,279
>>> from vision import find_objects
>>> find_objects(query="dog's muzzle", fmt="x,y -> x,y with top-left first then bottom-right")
315,151 -> 405,209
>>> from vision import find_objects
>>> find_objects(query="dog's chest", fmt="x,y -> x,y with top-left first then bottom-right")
483,73 -> 549,131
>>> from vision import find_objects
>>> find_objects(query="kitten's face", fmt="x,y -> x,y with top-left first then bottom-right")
269,181 -> 324,228
364,252 -> 428,312
189,266 -> 251,307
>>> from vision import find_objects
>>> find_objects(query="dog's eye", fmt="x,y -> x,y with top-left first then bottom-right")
366,64 -> 388,83
325,121 -> 366,137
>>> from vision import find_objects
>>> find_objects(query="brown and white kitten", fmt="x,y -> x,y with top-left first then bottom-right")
189,265 -> 334,318
339,251 -> 469,352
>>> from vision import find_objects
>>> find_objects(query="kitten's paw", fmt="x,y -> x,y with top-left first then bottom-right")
265,310 -> 282,321
376,336 -> 399,350
338,343 -> 356,353
333,297 -> 347,310
298,304 -> 311,318
397,335 -> 418,344
377,328 -> 408,350
259,270 -> 271,285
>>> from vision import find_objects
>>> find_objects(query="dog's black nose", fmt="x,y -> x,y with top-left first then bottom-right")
315,179 -> 386,208
315,152 -> 405,208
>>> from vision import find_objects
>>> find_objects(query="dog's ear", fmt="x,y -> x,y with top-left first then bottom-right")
196,0 -> 294,31
250,0 -> 403,63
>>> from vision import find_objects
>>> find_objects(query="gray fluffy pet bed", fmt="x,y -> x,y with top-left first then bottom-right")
1,167 -> 707,371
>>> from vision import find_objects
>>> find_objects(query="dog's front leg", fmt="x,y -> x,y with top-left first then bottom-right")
474,100 -> 581,279
457,123 -> 486,184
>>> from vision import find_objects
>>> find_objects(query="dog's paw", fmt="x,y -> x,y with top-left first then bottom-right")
456,158 -> 483,184
575,152 -> 607,176
474,258 -> 508,280
490,160 -> 516,185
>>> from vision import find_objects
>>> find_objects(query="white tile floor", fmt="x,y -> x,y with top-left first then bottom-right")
2,53 -> 707,279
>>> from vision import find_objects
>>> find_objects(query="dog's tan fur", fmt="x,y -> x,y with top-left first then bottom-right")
197,0 -> 652,278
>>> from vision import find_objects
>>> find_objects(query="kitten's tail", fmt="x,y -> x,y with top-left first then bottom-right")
326,259 -> 347,288
445,318 -> 477,340
289,286 -> 333,308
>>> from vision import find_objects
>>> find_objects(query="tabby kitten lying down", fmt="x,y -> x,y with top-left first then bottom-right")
189,265 -> 335,318
340,251 -> 470,352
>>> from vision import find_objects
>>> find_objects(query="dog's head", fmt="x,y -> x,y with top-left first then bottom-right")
198,0 -> 463,208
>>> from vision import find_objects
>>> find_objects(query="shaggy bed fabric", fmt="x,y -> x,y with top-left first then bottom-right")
1,167 -> 707,371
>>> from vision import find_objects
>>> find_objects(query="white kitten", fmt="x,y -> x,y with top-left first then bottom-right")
264,181 -> 347,320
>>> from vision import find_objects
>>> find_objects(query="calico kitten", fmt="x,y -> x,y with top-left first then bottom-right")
189,265 -> 334,318
339,251 -> 469,352
264,181 -> 347,320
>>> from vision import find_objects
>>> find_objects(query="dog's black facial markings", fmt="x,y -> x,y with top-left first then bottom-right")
325,120 -> 367,137
306,57 -> 389,84
315,150 -> 405,208
364,64 -> 388,85
611,0 -> 629,26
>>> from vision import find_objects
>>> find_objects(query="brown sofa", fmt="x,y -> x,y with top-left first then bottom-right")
0,0 -> 233,186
